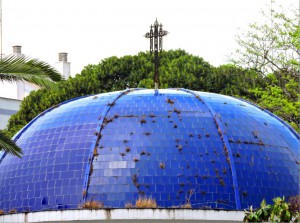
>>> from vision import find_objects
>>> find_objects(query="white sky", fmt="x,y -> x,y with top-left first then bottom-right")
0,0 -> 298,99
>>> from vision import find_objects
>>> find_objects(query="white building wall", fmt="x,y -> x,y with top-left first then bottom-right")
0,209 -> 245,223
0,97 -> 21,129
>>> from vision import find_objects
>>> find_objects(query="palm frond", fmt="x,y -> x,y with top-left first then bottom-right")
0,55 -> 64,89
0,132 -> 23,158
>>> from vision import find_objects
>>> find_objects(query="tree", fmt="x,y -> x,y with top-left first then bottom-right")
3,49 -> 299,139
3,50 -> 213,138
230,1 -> 299,77
206,64 -> 264,97
0,55 -> 64,157
230,1 -> 300,132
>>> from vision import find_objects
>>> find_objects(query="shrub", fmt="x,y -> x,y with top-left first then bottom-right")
243,196 -> 300,222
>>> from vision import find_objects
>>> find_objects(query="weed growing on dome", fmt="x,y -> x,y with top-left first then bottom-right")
258,140 -> 265,146
135,197 -> 157,208
218,128 -> 222,136
149,113 -> 156,118
219,178 -> 225,186
174,108 -> 181,114
159,162 -> 165,169
166,98 -> 174,105
177,145 -> 183,152
132,174 -> 138,186
124,202 -> 134,208
252,130 -> 259,138
107,101 -> 115,106
180,203 -> 192,208
93,147 -> 99,156
82,200 -> 104,209
8,209 -> 17,214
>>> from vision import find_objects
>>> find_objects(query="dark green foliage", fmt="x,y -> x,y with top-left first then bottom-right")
3,49 -> 299,138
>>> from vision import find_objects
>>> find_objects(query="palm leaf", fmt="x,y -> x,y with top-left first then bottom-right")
0,132 -> 22,158
0,55 -> 64,158
0,55 -> 64,89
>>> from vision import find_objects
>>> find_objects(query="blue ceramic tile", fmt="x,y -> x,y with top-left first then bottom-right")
0,89 -> 298,212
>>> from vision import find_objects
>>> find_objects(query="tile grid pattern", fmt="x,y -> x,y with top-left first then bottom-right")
81,88 -> 142,205
0,89 -> 298,212
179,88 -> 241,209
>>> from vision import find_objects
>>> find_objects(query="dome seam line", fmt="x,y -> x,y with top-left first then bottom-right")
178,88 -> 241,210
81,88 -> 142,206
234,97 -> 299,161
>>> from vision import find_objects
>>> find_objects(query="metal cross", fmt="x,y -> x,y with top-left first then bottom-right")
145,19 -> 168,90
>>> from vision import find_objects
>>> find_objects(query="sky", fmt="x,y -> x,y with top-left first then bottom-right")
0,0 -> 298,99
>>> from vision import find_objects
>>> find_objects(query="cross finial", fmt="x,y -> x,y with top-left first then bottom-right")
144,19 -> 168,90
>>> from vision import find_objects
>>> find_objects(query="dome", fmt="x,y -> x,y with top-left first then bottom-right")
0,88 -> 299,213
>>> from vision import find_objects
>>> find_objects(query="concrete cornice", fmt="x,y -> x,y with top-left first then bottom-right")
1,209 -> 244,223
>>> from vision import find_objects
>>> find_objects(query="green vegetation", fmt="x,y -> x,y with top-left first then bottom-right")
230,2 -> 299,130
2,48 -> 298,138
1,1 -> 299,139
0,55 -> 64,157
244,196 -> 300,222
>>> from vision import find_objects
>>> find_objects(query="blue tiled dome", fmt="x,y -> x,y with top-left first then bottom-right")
0,89 -> 299,212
